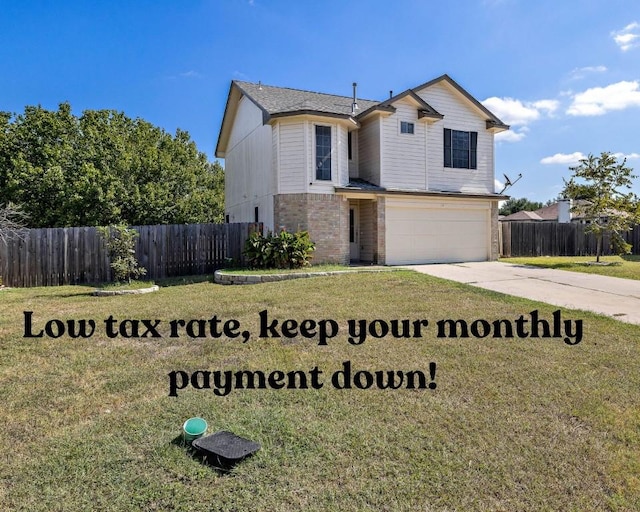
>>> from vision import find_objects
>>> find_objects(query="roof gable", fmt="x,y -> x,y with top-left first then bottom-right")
413,74 -> 509,131
357,89 -> 443,121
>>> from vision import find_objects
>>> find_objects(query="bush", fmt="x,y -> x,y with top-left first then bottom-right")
98,224 -> 147,283
244,230 -> 315,269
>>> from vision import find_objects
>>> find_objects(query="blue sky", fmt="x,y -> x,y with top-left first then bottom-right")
1,0 -> 639,201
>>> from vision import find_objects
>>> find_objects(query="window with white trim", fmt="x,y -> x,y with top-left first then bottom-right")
400,121 -> 415,134
315,125 -> 331,180
444,128 -> 477,169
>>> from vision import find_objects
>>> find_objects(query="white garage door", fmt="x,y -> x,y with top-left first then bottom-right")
385,199 -> 490,265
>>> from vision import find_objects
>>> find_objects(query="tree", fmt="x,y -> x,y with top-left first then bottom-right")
98,224 -> 147,283
0,203 -> 28,244
499,197 -> 544,216
562,152 -> 640,262
0,103 -> 224,228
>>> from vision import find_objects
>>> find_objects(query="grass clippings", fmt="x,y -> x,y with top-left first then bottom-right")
0,272 -> 639,511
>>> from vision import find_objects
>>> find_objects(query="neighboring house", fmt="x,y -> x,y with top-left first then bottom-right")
501,199 -> 589,223
216,75 -> 509,265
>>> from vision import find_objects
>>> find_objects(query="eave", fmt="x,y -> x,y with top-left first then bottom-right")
334,186 -> 509,201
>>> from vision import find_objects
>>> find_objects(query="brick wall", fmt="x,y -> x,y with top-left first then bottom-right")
490,201 -> 499,260
376,197 -> 386,264
274,193 -> 350,264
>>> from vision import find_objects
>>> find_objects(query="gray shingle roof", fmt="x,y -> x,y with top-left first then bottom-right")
217,75 -> 509,157
233,80 -> 381,117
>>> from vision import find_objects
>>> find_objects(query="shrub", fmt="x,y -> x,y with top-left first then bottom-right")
244,230 -> 315,269
98,224 -> 147,283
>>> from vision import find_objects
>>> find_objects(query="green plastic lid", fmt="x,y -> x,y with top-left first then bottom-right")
183,417 -> 207,435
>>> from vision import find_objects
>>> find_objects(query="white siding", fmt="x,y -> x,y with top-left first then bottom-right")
338,124 -> 349,186
381,99 -> 427,190
348,130 -> 359,178
225,96 -> 274,230
358,117 -> 381,185
278,121 -> 306,194
416,81 -> 494,194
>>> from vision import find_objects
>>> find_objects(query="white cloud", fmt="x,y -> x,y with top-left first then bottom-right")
531,99 -> 559,115
541,152 -> 640,165
569,65 -> 607,80
495,130 -> 526,142
495,178 -> 504,192
540,152 -> 586,165
611,22 -> 640,51
482,97 -> 559,126
567,80 -> 640,116
179,70 -> 201,78
482,96 -> 558,143
613,152 -> 640,160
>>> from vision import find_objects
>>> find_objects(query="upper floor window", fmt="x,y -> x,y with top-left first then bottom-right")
347,131 -> 353,160
315,125 -> 332,180
400,121 -> 415,134
444,128 -> 477,169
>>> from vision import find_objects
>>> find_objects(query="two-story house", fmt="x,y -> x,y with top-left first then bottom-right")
215,75 -> 509,265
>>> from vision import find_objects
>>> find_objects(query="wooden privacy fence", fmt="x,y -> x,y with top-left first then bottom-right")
500,222 -> 640,257
0,222 -> 261,287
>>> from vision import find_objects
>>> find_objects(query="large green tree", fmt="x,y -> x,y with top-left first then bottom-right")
499,197 -> 544,216
562,152 -> 640,261
0,103 -> 224,227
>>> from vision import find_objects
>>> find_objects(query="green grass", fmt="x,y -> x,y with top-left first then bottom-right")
1,272 -> 639,511
502,255 -> 640,280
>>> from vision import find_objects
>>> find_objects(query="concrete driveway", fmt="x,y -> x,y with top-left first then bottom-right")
404,261 -> 640,325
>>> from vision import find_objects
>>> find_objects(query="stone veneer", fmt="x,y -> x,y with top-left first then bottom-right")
272,193 -> 496,264
273,193 -> 350,265
375,196 -> 386,265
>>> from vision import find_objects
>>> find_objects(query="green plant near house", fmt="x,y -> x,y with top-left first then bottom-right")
244,230 -> 315,269
98,224 -> 147,283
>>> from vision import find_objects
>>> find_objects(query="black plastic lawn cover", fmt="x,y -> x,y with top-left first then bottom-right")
192,431 -> 261,468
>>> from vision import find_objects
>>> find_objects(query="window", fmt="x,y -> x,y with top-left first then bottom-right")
400,121 -> 415,134
315,125 -> 332,180
444,128 -> 477,169
225,214 -> 229,223
347,131 -> 353,160
254,206 -> 259,223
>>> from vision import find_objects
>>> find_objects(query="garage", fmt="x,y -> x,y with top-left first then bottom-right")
385,197 -> 490,265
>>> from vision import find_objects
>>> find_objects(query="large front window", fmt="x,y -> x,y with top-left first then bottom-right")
315,125 -> 331,180
444,128 -> 477,169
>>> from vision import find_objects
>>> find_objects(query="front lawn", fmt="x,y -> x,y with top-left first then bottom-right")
502,255 -> 640,280
1,272 -> 639,511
